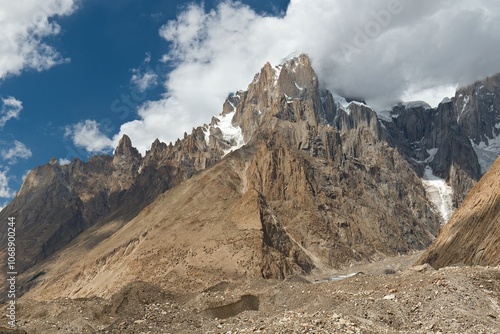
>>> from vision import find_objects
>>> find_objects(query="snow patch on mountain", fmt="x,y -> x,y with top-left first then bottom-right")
202,125 -> 210,145
424,148 -> 439,163
458,95 -> 470,122
333,96 -> 352,118
402,101 -> 432,109
273,64 -> 282,87
375,109 -> 393,122
344,101 -> 373,116
471,136 -> 500,174
421,166 -> 454,223
202,110 -> 245,155
216,111 -> 245,156
349,101 -> 370,108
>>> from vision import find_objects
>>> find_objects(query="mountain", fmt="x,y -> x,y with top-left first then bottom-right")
0,115 -> 231,272
455,73 -> 500,174
418,156 -> 500,268
1,54 -> 499,300
382,100 -> 481,209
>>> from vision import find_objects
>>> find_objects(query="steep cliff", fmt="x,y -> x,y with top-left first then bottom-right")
418,156 -> 500,268
455,73 -> 500,173
382,100 -> 481,212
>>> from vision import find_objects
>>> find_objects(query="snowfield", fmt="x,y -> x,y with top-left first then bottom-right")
421,166 -> 454,223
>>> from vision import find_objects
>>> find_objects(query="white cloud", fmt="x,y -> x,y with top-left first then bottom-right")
0,169 -> 15,199
66,120 -> 114,153
0,0 -> 78,80
131,71 -> 158,93
80,0 -> 500,154
130,53 -> 159,93
58,158 -> 71,165
1,141 -> 32,164
0,97 -> 23,127
402,84 -> 458,109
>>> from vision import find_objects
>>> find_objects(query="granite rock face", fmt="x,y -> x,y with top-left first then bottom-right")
454,73 -> 500,174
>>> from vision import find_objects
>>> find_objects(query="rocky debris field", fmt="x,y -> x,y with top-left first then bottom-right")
3,255 -> 500,334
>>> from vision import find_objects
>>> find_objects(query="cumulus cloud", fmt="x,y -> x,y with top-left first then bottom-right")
0,97 -> 23,127
131,71 -> 158,93
0,169 -> 15,199
58,158 -> 71,165
130,52 -> 159,92
0,0 -> 78,80
1,141 -> 32,164
65,120 -> 115,153
81,0 -> 500,154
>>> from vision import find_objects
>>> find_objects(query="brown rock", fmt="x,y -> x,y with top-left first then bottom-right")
418,156 -> 500,268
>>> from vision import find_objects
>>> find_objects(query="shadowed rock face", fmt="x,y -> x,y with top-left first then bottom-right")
454,73 -> 500,174
418,156 -> 500,269
455,73 -> 500,146
383,100 -> 482,208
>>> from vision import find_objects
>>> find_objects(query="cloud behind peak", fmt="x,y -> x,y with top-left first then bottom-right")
73,0 -> 500,154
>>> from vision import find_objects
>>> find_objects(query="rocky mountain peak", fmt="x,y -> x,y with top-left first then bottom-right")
231,54 -> 336,143
114,134 -> 141,159
112,135 -> 141,191
275,54 -> 318,98
149,138 -> 167,155
336,102 -> 381,138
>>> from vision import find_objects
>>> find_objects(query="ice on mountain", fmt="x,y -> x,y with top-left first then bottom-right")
202,125 -> 210,145
273,64 -> 282,87
421,166 -> 454,223
471,136 -> 500,174
333,95 -> 350,108
424,148 -> 439,163
228,101 -> 236,112
215,111 -> 245,156
461,96 -> 470,113
295,82 -> 304,90
349,101 -> 370,107
375,109 -> 393,122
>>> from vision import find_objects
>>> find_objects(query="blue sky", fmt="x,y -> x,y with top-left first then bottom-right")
0,0 -> 290,208
1,0 -> 499,209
